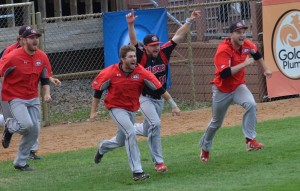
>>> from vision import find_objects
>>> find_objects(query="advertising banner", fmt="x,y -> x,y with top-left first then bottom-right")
263,0 -> 300,97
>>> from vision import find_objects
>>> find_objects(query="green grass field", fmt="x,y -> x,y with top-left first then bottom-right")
0,117 -> 299,191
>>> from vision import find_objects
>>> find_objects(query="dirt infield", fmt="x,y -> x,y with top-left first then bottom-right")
1,98 -> 299,162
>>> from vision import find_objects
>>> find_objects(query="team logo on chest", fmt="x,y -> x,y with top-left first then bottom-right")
35,60 -> 42,66
131,74 -> 139,80
242,48 -> 250,54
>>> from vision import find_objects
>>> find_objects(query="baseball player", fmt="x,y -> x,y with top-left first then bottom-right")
126,9 -> 200,172
199,21 -> 272,162
0,27 -> 52,171
90,45 -> 180,181
0,25 -> 61,160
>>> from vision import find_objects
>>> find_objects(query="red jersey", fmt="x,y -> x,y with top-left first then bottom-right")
212,38 -> 258,93
1,42 -> 20,59
92,63 -> 162,112
0,47 -> 53,101
0,42 -> 53,75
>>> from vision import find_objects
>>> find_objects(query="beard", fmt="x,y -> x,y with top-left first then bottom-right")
27,44 -> 38,51
149,50 -> 159,58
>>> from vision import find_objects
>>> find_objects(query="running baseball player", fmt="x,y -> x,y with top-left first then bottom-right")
199,21 -> 272,162
0,25 -> 61,160
126,9 -> 200,172
1,27 -> 52,171
90,45 -> 180,181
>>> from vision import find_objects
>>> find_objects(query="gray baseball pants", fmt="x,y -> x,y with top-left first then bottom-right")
4,98 -> 40,167
0,83 -> 39,152
200,84 -> 257,152
135,95 -> 164,164
98,108 -> 144,173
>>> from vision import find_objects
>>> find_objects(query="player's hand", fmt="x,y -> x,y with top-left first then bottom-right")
189,10 -> 201,21
264,70 -> 272,78
89,112 -> 99,122
44,94 -> 52,102
126,9 -> 138,24
244,57 -> 254,66
50,77 -> 61,86
171,106 -> 181,116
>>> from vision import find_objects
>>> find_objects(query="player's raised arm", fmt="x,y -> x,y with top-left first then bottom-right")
126,9 -> 138,46
171,10 -> 201,44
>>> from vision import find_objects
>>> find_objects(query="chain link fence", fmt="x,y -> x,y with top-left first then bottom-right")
1,0 -> 286,125
0,2 -> 34,51
40,14 -> 104,124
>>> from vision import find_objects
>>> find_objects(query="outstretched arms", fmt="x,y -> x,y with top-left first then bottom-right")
126,9 -> 200,46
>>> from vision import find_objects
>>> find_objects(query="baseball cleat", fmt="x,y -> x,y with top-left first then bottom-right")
29,151 -> 42,160
200,149 -> 209,162
2,125 -> 13,149
155,162 -> 168,172
94,149 -> 103,164
133,172 -> 150,181
14,164 -> 34,171
246,139 -> 264,151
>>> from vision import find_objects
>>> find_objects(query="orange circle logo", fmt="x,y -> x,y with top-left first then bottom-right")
272,10 -> 300,79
